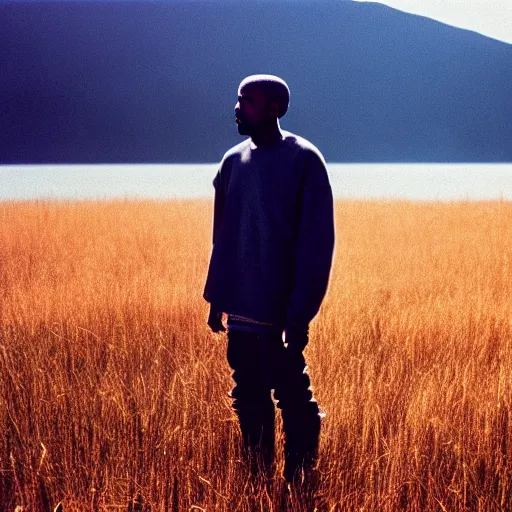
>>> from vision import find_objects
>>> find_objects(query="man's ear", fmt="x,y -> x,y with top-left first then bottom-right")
269,101 -> 280,118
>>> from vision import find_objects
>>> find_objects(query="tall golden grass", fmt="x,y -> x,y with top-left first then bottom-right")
0,198 -> 511,511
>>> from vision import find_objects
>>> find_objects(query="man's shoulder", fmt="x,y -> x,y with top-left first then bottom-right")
282,131 -> 326,164
218,132 -> 326,166
221,138 -> 251,162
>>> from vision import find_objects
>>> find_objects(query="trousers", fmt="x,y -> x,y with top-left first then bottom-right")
226,328 -> 321,482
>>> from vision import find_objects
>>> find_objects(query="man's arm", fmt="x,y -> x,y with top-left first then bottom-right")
212,170 -> 225,245
285,149 -> 335,331
207,169 -> 227,332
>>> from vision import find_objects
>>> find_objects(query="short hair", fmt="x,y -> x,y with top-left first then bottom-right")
239,74 -> 290,118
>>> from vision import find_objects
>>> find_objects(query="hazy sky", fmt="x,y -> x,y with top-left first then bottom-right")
1,0 -> 511,201
1,0 -> 510,164
354,0 -> 512,43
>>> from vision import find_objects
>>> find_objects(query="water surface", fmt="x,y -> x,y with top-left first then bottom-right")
1,163 -> 511,201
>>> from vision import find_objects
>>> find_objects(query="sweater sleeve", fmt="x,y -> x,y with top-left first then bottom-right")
212,168 -> 225,245
285,149 -> 335,329
204,167 -> 225,307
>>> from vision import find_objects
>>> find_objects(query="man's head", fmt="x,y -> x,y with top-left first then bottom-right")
234,74 -> 290,136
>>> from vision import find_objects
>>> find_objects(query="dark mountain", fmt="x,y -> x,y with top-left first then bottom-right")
1,0 -> 511,163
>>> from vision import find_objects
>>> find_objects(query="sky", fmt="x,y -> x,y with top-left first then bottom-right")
354,0 -> 512,43
1,0 -> 511,164
1,0 -> 511,200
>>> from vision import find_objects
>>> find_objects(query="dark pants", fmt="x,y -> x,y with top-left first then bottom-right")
226,328 -> 321,482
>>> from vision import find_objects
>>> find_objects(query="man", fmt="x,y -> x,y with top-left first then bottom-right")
203,74 -> 335,485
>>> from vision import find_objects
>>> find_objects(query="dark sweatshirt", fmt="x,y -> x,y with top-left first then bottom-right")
203,130 -> 335,330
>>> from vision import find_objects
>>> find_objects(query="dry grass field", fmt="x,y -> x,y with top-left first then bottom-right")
0,198 -> 511,511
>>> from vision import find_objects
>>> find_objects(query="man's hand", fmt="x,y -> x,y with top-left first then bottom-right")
284,325 -> 309,355
207,305 -> 226,333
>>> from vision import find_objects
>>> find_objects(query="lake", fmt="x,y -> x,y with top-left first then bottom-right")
1,163 -> 511,201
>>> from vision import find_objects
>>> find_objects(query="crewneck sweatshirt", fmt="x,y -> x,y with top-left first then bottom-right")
203,130 -> 335,330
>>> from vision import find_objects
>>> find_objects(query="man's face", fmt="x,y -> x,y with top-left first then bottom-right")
234,83 -> 277,136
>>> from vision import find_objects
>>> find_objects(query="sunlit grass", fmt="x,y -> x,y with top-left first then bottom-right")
0,198 -> 511,511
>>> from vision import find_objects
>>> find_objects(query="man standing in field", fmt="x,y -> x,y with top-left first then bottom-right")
203,74 -> 335,486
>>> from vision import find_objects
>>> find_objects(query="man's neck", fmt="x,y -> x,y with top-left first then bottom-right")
250,123 -> 284,148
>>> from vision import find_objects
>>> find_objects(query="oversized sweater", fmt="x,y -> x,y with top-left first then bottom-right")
203,130 -> 335,330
